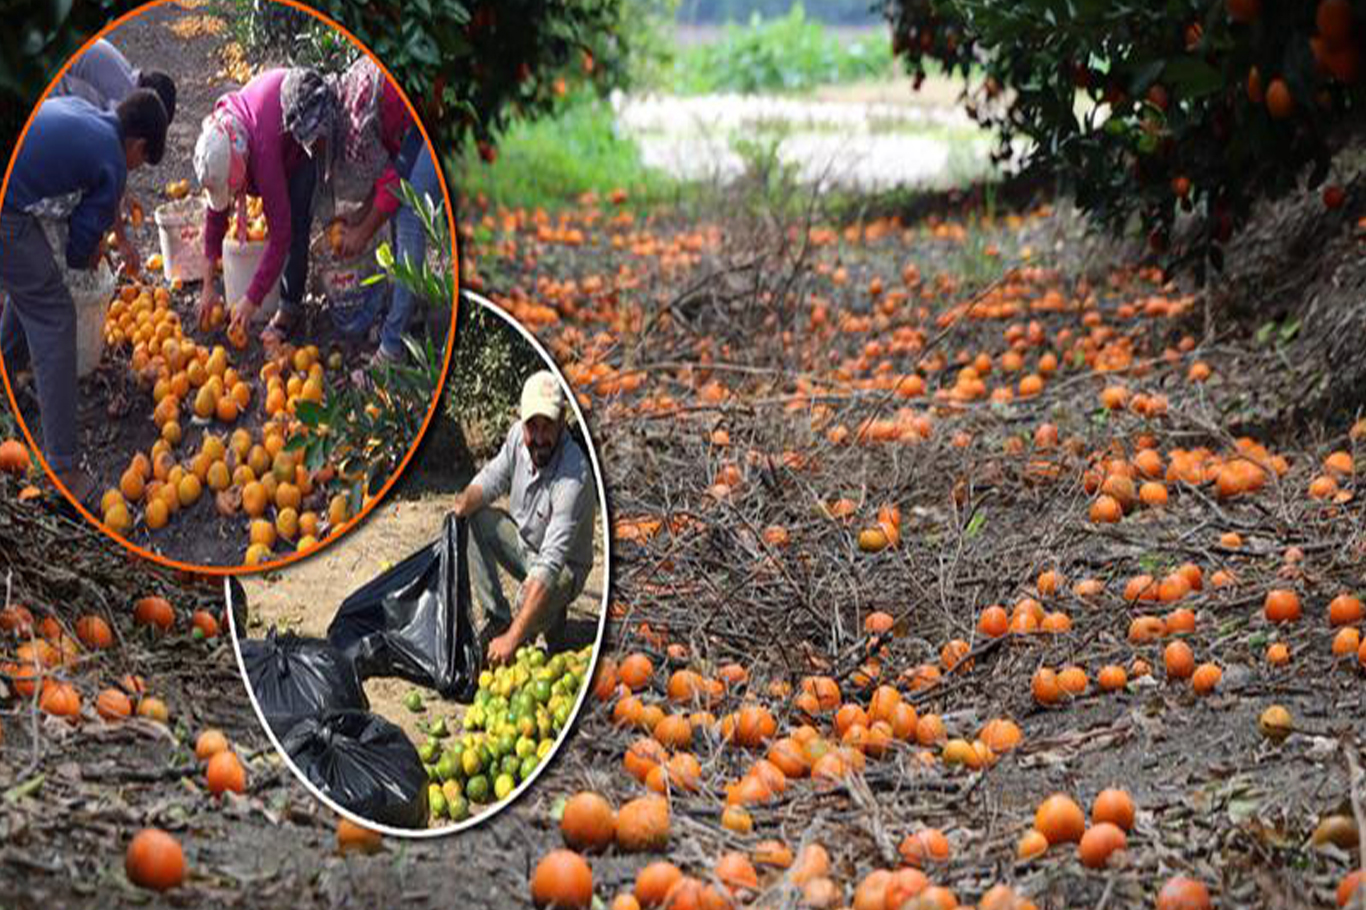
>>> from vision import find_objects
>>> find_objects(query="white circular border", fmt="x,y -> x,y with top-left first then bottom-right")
225,288 -> 612,837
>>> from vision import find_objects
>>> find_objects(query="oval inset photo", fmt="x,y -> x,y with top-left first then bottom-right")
225,290 -> 609,833
0,0 -> 456,571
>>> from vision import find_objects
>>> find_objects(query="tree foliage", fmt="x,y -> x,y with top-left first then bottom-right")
883,0 -> 1366,276
0,0 -> 645,155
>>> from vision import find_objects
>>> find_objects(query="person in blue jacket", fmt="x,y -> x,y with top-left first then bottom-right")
52,38 -> 177,278
0,90 -> 169,504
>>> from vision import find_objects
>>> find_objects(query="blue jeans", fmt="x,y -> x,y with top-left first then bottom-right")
0,211 -> 79,472
380,129 -> 440,358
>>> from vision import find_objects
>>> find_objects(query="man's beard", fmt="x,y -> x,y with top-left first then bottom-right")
529,441 -> 555,467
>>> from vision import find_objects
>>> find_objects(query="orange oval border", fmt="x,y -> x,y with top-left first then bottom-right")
0,0 -> 460,576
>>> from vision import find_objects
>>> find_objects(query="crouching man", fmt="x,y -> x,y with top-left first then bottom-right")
451,371 -> 595,665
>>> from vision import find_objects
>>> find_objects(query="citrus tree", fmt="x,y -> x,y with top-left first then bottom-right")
247,0 -> 641,157
0,0 -> 641,155
883,0 -> 1366,275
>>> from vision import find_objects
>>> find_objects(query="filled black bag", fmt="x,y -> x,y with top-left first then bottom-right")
327,513 -> 481,700
240,628 -> 369,739
282,709 -> 429,829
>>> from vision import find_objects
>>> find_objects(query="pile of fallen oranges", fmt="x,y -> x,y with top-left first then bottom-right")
100,279 -> 350,564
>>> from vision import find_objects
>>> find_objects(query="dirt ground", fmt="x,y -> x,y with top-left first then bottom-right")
9,2 -> 448,568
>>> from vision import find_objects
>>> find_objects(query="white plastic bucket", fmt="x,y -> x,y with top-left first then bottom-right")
73,262 -> 115,377
36,217 -> 114,377
153,197 -> 208,283
223,236 -> 281,321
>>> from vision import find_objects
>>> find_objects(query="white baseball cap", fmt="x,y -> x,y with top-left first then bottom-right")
520,370 -> 566,424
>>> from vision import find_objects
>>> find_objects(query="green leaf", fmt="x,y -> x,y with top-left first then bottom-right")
965,510 -> 987,538
295,400 -> 324,425
1128,58 -> 1166,96
1162,56 -> 1223,98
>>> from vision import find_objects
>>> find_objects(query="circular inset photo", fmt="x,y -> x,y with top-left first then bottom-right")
225,290 -> 609,833
0,0 -> 456,572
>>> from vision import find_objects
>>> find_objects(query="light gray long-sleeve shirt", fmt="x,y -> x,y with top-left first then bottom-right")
55,39 -> 139,111
471,421 -> 595,586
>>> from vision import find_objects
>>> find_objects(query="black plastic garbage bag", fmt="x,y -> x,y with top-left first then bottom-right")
240,629 -> 369,739
282,709 -> 429,829
327,513 -> 481,700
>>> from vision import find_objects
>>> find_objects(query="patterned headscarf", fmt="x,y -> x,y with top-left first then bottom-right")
280,67 -> 338,159
331,56 -> 390,203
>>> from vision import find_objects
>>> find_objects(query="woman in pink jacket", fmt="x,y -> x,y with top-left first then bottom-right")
192,67 -> 337,347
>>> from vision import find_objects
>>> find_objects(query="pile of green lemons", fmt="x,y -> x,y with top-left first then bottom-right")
418,643 -> 592,823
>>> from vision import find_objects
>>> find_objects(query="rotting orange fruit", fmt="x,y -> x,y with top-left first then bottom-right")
191,610 -> 220,640
1264,589 -> 1302,623
1040,611 -> 1071,633
1092,788 -> 1135,830
530,849 -> 593,910
336,817 -> 383,854
1156,876 -> 1211,910
1338,871 -> 1365,908
195,729 -> 229,761
1165,608 -> 1197,635
75,615 -> 114,649
790,843 -> 830,885
96,688 -> 132,720
137,696 -> 169,723
720,804 -> 752,834
1078,822 -> 1127,868
1032,668 -> 1063,706
1329,593 -> 1364,627
125,828 -> 185,892
865,610 -> 895,634
206,750 -> 246,795
1164,640 -> 1195,680
1089,495 -> 1122,523
1016,829 -> 1048,860
1192,663 -> 1222,694
979,718 -> 1022,752
732,704 -> 777,747
653,714 -> 692,749
133,596 -> 175,633
618,653 -> 654,691
666,669 -> 705,704
1035,794 -> 1085,845
715,851 -> 758,892
40,681 -> 80,717
978,605 -> 1009,637
616,795 -> 669,852
752,839 -> 793,868
1057,666 -> 1088,696
940,638 -> 971,670
1098,665 -> 1128,692
885,868 -> 931,907
561,791 -> 615,853
854,870 -> 893,910
898,827 -> 950,866
623,737 -> 667,782
915,713 -> 946,745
